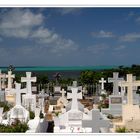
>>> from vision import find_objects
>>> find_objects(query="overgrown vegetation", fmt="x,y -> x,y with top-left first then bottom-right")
116,127 -> 127,133
0,102 -> 12,112
29,111 -> 35,119
0,119 -> 29,133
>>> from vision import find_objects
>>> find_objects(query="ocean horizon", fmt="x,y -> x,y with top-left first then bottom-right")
0,65 -> 124,72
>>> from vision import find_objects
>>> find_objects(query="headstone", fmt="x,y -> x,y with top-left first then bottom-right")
99,78 -> 106,94
0,107 -> 3,123
21,72 -> 36,95
82,109 -> 111,133
21,72 -> 37,111
67,87 -> 82,111
0,70 -> 6,90
57,89 -> 68,107
38,89 -> 48,113
118,74 -> 140,105
35,108 -> 40,119
108,72 -> 124,95
0,90 -> 5,102
5,70 -> 15,94
8,83 -> 29,124
67,81 -> 82,91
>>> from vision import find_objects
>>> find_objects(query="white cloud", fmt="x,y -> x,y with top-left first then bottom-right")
114,45 -> 126,51
57,8 -> 81,15
91,30 -> 115,38
0,9 -> 44,38
120,33 -> 140,42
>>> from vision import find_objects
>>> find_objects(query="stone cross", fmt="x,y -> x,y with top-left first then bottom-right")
13,83 -> 26,106
118,74 -> 140,105
60,88 -> 66,98
21,72 -> 36,95
5,70 -> 15,93
0,70 -> 6,90
99,78 -> 106,91
108,72 -> 124,95
82,109 -> 111,133
67,87 -> 82,111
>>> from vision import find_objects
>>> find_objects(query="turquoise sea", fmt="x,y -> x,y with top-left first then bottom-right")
0,66 -> 119,72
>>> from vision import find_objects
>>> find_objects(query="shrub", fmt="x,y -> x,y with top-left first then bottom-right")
0,120 -> 29,133
116,127 -> 127,133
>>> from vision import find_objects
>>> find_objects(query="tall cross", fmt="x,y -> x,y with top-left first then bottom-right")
67,87 -> 82,111
108,72 -> 124,95
0,70 -> 6,90
5,70 -> 15,93
99,78 -> 106,91
60,88 -> 66,98
13,83 -> 26,106
21,72 -> 36,95
118,74 -> 140,105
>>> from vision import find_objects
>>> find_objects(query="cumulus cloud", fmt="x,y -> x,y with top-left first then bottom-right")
120,33 -> 140,42
0,8 -> 78,55
91,30 -> 115,38
57,8 -> 81,15
0,9 -> 44,38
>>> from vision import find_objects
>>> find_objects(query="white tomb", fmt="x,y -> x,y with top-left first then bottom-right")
0,70 -> 6,90
8,83 -> 29,124
54,87 -> 90,133
21,72 -> 37,111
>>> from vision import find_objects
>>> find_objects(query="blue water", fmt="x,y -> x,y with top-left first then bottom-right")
0,66 -> 119,72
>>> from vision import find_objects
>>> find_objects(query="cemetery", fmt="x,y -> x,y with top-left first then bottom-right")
0,65 -> 140,133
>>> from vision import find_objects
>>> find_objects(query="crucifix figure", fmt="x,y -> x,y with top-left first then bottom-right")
99,78 -> 106,91
67,87 -> 82,111
21,72 -> 36,95
5,70 -> 15,94
118,74 -> 140,105
108,72 -> 124,95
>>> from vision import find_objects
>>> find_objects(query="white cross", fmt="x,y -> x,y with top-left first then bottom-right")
21,72 -> 36,96
12,83 -> 26,106
67,87 -> 82,111
60,88 -> 66,98
118,74 -> 140,105
0,70 -> 6,90
99,78 -> 106,90
108,72 -> 124,95
5,70 -> 15,93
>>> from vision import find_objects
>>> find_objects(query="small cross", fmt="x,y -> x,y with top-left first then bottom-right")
99,78 -> 106,91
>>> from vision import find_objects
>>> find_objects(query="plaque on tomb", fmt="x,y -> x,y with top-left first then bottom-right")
54,87 -> 61,92
68,112 -> 83,120
110,97 -> 122,104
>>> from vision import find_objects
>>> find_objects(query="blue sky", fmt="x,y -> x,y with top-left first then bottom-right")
0,8 -> 140,66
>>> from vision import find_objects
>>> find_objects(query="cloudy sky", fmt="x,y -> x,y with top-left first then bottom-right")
0,8 -> 140,66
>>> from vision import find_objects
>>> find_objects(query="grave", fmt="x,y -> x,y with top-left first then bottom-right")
21,72 -> 37,112
0,107 -> 3,123
101,73 -> 124,116
113,74 -> 140,132
38,89 -> 49,114
5,70 -> 15,104
53,87 -> 90,133
99,77 -> 107,95
108,72 -> 124,95
8,83 -> 29,124
82,109 -> 112,133
57,88 -> 68,108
